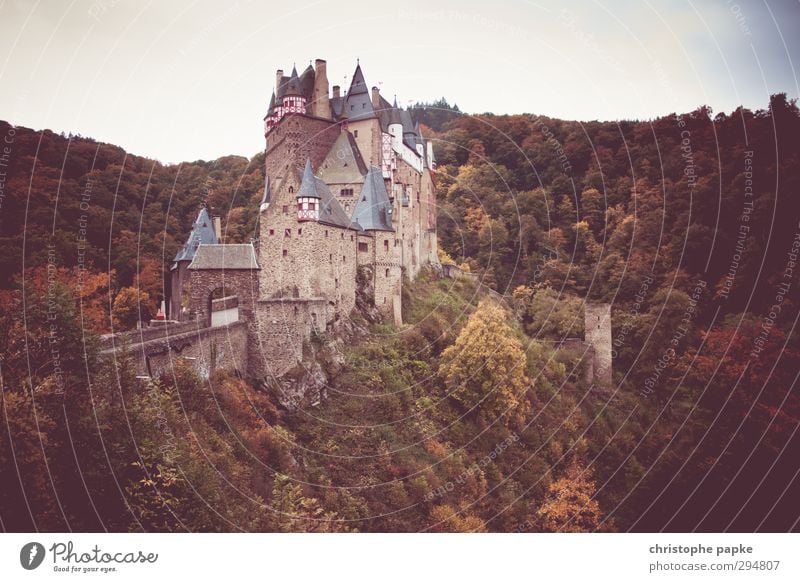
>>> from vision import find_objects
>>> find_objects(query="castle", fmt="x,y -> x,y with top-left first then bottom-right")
167,59 -> 439,380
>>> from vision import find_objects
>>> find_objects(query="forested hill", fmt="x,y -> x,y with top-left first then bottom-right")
0,120 -> 265,320
1,97 -> 799,532
427,94 -> 800,317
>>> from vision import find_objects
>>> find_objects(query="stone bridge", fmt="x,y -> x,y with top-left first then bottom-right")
99,320 -> 248,380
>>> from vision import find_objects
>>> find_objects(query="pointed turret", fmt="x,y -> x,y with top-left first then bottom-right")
348,63 -> 368,95
343,62 -> 375,121
173,206 -> 218,264
297,159 -> 321,222
285,65 -> 302,96
353,166 -> 394,232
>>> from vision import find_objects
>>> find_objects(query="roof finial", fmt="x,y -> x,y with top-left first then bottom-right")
357,57 -> 360,64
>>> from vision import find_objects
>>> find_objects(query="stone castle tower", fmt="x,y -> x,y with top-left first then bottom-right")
167,59 -> 439,381
584,302 -> 612,385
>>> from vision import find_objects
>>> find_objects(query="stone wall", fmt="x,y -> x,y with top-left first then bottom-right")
265,115 -> 340,181
371,230 -> 403,323
101,320 -> 248,380
187,267 -> 260,376
251,298 -> 329,379
258,182 -> 357,317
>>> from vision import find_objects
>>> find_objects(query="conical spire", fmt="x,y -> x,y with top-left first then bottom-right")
348,63 -> 368,95
389,96 -> 402,126
297,159 -> 321,199
173,206 -> 218,263
285,64 -> 302,96
267,91 -> 275,115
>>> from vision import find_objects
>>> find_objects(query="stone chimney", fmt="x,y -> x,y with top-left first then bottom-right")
332,85 -> 340,99
372,86 -> 381,109
312,59 -> 331,119
275,69 -> 284,93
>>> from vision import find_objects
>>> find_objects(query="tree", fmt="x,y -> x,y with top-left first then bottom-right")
269,473 -> 348,532
429,503 -> 487,532
112,286 -> 151,329
438,301 -> 531,427
536,458 -> 604,532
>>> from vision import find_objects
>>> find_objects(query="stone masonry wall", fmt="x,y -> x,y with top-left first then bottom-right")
584,302 -> 612,385
265,115 -> 340,182
258,181 -> 357,317
187,268 -> 260,377
252,298 -> 329,379
371,230 -> 403,323
102,321 -> 248,380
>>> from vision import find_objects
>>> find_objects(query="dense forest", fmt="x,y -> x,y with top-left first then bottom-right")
1,94 -> 799,532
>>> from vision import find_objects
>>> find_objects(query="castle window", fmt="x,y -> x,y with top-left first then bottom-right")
325,230 -> 329,237
354,130 -> 359,137
269,229 -> 275,236
298,228 -> 302,235
384,240 -> 389,251
282,249 -> 288,257
335,278 -> 339,288
350,105 -> 354,111
358,242 -> 368,252
282,205 -> 289,215
341,232 -> 344,239
285,228 -> 291,237
289,187 -> 294,194
350,235 -> 354,241
385,269 -> 390,277
329,254 -> 332,262
340,188 -> 353,197
342,255 -> 346,263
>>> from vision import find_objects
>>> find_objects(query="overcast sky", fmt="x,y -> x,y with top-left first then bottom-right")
1,0 -> 798,163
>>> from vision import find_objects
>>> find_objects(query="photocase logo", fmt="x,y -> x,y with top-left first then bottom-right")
20,542 -> 46,570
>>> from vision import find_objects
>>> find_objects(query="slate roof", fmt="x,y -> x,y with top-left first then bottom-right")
284,65 -> 303,97
188,244 -> 260,270
330,94 -> 345,119
300,64 -> 315,97
297,159 -> 323,199
348,63 -> 368,95
343,63 -> 375,121
353,166 -> 394,232
265,91 -> 275,117
173,207 -> 218,264
318,131 -> 368,184
260,175 -> 272,206
296,159 -> 362,230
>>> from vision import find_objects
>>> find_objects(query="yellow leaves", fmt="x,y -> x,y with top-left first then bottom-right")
438,301 -> 531,427
463,206 -> 490,233
536,458 -> 604,532
429,503 -> 488,533
111,286 -> 151,330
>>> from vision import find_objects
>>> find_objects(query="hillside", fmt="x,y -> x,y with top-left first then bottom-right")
1,94 -> 799,532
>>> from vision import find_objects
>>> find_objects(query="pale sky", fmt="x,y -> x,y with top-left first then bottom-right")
1,0 -> 798,163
